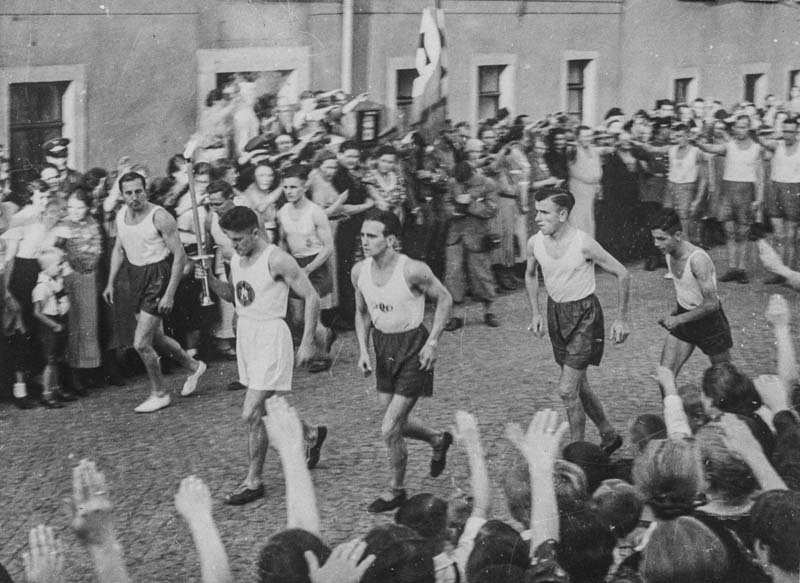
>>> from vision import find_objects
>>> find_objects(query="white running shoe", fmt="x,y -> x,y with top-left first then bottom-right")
664,272 -> 673,280
134,394 -> 171,413
181,361 -> 207,397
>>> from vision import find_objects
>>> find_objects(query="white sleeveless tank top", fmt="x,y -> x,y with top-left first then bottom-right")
230,244 -> 288,322
532,229 -> 595,302
116,205 -> 170,266
278,202 -> 324,258
667,247 -> 714,310
668,145 -> 699,184
771,141 -> 800,184
723,141 -> 761,182
357,255 -> 424,333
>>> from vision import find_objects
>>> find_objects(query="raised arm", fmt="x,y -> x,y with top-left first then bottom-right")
757,239 -> 800,289
263,396 -> 321,535
154,208 -> 188,315
71,460 -> 132,583
694,139 -> 727,156
505,409 -> 569,553
584,237 -> 630,343
174,476 -> 233,583
765,294 -> 799,390
406,258 -> 453,371
272,248 -> 320,366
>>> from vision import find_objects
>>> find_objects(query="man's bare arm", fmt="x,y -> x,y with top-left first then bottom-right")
584,238 -> 630,321
273,249 -> 319,364
672,253 -> 720,325
154,209 -> 188,306
300,206 -> 334,274
407,259 -> 452,346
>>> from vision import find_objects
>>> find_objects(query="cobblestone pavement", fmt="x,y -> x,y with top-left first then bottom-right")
0,248 -> 793,582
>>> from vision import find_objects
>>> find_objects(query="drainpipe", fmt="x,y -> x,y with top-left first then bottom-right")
341,0 -> 353,93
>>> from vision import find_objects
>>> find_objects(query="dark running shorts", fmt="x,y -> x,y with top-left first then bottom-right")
373,325 -> 434,398
129,258 -> 171,316
669,303 -> 733,356
39,317 -> 67,365
547,294 -> 605,369
290,254 -> 333,299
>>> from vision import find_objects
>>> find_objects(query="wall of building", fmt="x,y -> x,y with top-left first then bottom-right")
356,0 -> 624,129
620,0 -> 800,112
0,0 -> 200,174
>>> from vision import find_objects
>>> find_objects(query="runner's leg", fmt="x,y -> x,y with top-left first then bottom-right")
657,334 -> 695,396
242,389 -> 272,488
378,392 -> 418,490
133,312 -> 166,397
558,365 -> 587,440
578,374 -> 615,438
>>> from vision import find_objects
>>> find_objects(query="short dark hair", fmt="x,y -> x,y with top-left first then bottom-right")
751,490 -> 800,574
218,205 -> 259,233
257,528 -> 330,583
376,144 -> 398,158
193,161 -> 212,177
206,180 -> 233,200
534,186 -> 575,213
282,164 -> 310,182
556,506 -> 616,583
630,413 -> 667,452
361,524 -> 434,583
701,363 -> 762,416
118,171 -> 146,192
339,140 -> 360,154
649,208 -> 683,234
395,493 -> 448,541
363,208 -> 401,239
562,441 -> 611,495
465,520 -> 529,581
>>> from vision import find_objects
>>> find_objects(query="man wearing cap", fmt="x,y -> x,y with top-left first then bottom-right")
41,138 -> 82,191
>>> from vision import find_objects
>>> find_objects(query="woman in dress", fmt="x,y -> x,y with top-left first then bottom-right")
60,189 -> 103,391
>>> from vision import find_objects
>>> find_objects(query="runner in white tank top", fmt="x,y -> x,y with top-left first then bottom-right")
357,255 -> 424,333
115,205 -> 170,266
103,173 -> 205,414
525,188 -> 630,451
201,205 -> 327,506
651,210 -> 731,397
352,209 -> 454,513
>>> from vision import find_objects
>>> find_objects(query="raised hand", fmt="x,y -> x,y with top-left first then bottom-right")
765,293 -> 791,327
71,459 -> 114,546
263,396 -> 304,456
23,525 -> 65,583
505,409 -> 569,466
304,539 -> 375,583
454,410 -> 480,449
174,475 -> 213,524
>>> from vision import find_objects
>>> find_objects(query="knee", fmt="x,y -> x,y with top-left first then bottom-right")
242,404 -> 264,425
381,419 -> 403,443
133,338 -> 154,355
558,385 -> 579,404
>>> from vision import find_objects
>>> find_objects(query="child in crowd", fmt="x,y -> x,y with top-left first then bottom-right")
32,247 -> 74,409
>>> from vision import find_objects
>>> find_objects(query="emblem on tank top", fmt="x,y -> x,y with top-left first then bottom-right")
375,302 -> 394,313
236,280 -> 255,306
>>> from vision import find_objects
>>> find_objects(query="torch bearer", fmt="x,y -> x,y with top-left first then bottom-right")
183,139 -> 215,307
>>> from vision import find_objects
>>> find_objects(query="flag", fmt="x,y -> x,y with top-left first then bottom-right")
410,7 -> 447,138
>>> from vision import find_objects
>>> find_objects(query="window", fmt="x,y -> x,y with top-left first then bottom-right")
396,68 -> 417,128
674,78 -> 693,104
744,73 -> 764,103
567,60 -> 590,122
9,81 -> 70,174
790,69 -> 800,95
478,65 -> 505,120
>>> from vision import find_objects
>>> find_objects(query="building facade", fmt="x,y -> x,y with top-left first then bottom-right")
1,0 -> 799,177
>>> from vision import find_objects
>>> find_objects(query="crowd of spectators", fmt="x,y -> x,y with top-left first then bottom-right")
3,78 -> 799,406
7,296 -> 800,583
2,74 -> 800,583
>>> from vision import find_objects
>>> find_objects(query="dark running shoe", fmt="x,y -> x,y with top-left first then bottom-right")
367,489 -> 407,513
224,483 -> 265,505
444,317 -> 464,332
227,381 -> 246,391
599,433 -> 623,456
718,268 -> 741,283
306,426 -> 328,469
430,431 -> 453,477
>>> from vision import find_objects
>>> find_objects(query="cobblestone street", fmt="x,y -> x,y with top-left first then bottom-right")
0,249 -> 791,582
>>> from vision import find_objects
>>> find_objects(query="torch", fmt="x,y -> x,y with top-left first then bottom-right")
183,138 -> 215,307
